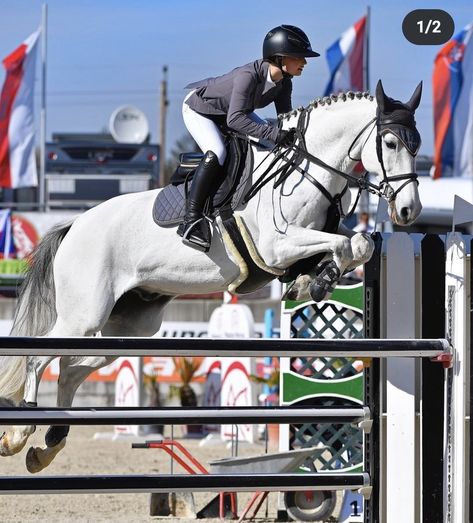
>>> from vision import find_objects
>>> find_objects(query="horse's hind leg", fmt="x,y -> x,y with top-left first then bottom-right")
26,291 -> 171,473
25,355 -> 115,473
0,356 -> 55,457
24,292 -> 115,472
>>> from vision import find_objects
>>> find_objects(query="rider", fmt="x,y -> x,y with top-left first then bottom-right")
178,25 -> 320,252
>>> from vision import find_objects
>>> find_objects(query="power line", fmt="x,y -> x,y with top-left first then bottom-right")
33,88 -> 186,97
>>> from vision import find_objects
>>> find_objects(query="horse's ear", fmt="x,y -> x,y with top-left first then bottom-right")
405,81 -> 422,111
375,80 -> 387,112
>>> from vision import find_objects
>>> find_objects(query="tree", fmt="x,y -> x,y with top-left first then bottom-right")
171,356 -> 204,436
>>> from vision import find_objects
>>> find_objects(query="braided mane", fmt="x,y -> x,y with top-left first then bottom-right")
278,91 -> 374,121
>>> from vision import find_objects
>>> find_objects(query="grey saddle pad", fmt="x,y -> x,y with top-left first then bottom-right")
152,149 -> 254,227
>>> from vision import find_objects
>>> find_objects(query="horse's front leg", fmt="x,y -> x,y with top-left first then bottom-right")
281,227 -> 375,302
337,223 -> 375,272
261,226 -> 355,302
0,356 -> 55,457
26,355 -> 115,473
307,230 -> 375,301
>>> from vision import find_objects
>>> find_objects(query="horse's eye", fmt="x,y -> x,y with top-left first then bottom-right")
385,141 -> 397,150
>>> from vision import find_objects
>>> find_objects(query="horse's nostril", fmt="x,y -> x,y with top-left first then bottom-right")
400,207 -> 410,220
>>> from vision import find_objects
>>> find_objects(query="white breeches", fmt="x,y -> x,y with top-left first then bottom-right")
182,91 -> 266,167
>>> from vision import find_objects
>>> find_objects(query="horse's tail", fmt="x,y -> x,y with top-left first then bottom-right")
0,221 -> 74,401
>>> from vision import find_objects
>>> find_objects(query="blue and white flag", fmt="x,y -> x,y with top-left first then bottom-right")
433,23 -> 473,178
0,209 -> 15,259
324,15 -> 367,96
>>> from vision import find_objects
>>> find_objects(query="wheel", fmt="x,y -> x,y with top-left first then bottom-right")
284,490 -> 337,522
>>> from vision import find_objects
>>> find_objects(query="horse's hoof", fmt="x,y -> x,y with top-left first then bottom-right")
26,446 -> 44,473
0,432 -> 27,457
309,261 -> 341,302
0,433 -> 11,456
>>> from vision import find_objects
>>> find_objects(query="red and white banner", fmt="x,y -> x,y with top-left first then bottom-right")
0,29 -> 40,188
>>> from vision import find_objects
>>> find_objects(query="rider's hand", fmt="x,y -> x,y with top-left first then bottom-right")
276,128 -> 297,148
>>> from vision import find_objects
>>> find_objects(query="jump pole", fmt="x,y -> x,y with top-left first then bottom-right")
0,336 -> 450,357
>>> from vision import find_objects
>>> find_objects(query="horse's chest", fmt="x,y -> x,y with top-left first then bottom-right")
293,196 -> 331,229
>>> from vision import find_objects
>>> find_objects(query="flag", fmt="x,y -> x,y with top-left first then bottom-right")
0,29 -> 40,188
452,195 -> 473,228
324,15 -> 367,96
0,209 -> 15,259
432,23 -> 473,178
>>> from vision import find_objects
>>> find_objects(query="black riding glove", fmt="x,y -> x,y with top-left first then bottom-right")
276,128 -> 297,148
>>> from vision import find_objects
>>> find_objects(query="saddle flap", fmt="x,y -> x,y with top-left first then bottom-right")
153,134 -> 253,228
152,183 -> 186,226
170,153 -> 203,186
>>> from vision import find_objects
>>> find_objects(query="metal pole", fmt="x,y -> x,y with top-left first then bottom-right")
362,5 -> 371,215
0,335 -> 451,358
158,65 -> 168,187
0,406 -> 371,426
0,472 -> 371,495
39,3 -> 48,211
364,6 -> 370,92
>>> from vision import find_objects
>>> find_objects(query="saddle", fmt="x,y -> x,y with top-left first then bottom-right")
153,134 -> 254,227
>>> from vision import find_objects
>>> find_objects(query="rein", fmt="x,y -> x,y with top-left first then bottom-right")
243,105 -> 419,217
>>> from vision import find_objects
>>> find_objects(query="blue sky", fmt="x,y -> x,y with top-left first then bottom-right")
0,0 -> 472,157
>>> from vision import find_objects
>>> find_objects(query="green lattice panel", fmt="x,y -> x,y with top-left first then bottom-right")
285,283 -> 364,471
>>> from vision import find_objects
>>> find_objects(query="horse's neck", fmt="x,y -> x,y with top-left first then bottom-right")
293,97 -> 375,169
246,97 -> 376,210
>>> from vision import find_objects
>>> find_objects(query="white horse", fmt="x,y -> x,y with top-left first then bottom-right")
0,80 -> 422,472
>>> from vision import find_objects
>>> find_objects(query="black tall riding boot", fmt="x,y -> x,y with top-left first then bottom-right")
177,150 -> 223,252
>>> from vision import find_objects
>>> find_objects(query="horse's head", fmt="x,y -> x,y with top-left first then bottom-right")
360,80 -> 423,225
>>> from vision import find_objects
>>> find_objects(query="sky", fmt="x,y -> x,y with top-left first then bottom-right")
0,0 -> 472,159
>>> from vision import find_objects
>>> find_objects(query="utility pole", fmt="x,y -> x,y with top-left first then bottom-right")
40,3 -> 48,210
159,65 -> 169,187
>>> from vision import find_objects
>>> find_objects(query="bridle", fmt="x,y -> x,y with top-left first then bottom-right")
243,104 -> 420,218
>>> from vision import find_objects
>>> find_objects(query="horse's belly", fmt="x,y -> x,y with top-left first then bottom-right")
55,190 -> 242,297
144,252 -> 240,295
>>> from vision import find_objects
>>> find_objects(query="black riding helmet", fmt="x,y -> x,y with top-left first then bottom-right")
263,25 -> 320,59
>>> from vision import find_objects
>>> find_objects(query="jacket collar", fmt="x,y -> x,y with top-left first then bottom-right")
258,59 -> 285,84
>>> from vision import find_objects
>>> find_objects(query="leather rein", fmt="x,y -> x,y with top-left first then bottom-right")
243,106 -> 419,219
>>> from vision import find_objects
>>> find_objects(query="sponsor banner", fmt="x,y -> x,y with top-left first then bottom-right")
208,304 -> 257,443
114,357 -> 141,435
220,357 -> 256,443
10,211 -> 77,259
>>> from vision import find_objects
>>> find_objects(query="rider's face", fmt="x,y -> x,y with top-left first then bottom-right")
282,56 -> 307,76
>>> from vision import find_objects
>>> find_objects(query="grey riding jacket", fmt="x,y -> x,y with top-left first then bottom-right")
185,59 -> 292,142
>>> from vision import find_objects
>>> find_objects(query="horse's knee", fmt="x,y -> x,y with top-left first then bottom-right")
351,232 -> 374,263
333,236 -> 353,262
